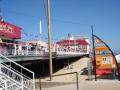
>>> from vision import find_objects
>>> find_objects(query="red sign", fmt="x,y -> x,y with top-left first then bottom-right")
0,21 -> 21,39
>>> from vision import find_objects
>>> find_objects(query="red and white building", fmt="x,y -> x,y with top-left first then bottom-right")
0,20 -> 48,56
55,34 -> 90,56
0,20 -> 21,55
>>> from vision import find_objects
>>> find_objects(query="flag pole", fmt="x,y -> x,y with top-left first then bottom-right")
91,25 -> 97,81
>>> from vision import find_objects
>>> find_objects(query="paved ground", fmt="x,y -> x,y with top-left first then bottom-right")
35,57 -> 120,90
36,80 -> 120,90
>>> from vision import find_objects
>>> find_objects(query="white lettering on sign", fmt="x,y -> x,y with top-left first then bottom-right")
0,23 -> 14,34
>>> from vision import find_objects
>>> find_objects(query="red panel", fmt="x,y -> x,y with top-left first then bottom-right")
96,69 -> 112,75
0,21 -> 21,39
56,39 -> 88,46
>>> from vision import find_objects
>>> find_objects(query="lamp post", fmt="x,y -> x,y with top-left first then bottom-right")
47,0 -> 53,81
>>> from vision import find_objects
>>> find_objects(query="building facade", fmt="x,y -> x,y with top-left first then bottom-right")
0,20 -> 21,55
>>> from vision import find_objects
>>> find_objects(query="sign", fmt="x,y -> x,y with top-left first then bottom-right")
93,35 -> 117,70
92,34 -> 120,79
0,21 -> 21,39
95,46 -> 116,69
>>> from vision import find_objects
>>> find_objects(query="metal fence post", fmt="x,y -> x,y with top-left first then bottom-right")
39,78 -> 42,90
76,72 -> 79,90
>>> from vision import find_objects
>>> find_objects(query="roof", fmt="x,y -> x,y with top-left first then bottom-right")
56,39 -> 88,46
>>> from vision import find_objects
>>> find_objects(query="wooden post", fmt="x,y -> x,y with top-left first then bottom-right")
47,0 -> 53,81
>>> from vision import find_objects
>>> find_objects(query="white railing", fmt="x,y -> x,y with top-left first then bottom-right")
56,51 -> 88,56
0,48 -> 46,56
0,77 -> 6,89
0,53 -> 35,90
0,73 -> 20,90
0,47 -> 89,57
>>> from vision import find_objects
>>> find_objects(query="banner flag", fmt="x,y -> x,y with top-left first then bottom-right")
93,35 -> 120,78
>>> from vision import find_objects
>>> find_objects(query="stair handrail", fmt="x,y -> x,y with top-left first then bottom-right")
2,63 -> 31,80
1,64 -> 24,85
0,53 -> 35,90
0,77 -> 6,89
0,53 -> 34,74
0,59 -> 34,90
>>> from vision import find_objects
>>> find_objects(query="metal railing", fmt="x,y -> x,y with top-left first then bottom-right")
0,77 -> 6,89
0,48 -> 46,56
39,72 -> 79,90
0,48 -> 89,57
56,51 -> 89,56
0,53 -> 35,90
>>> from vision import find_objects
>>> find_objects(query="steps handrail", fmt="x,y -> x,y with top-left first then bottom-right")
0,53 -> 35,90
0,64 -> 32,89
2,63 -> 31,80
0,53 -> 34,74
0,78 -> 5,88
1,64 -> 23,84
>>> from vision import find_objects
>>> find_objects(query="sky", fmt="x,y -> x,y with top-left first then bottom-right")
0,0 -> 120,52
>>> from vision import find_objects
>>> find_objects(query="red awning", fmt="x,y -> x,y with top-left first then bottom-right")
56,39 -> 88,46
0,21 -> 21,39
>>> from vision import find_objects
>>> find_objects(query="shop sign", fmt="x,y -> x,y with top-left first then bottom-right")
0,21 -> 21,39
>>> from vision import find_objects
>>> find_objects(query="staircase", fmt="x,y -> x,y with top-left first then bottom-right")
0,54 -> 35,90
